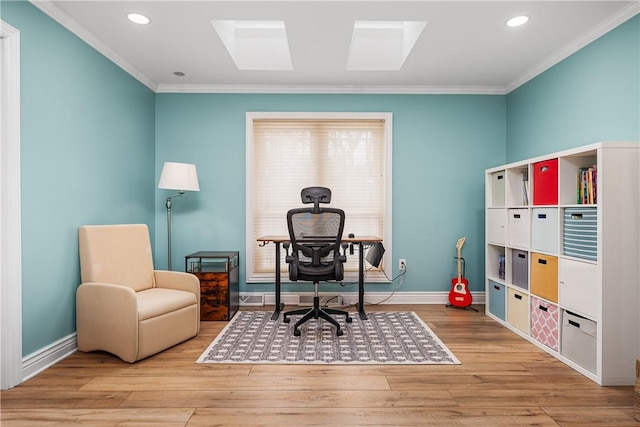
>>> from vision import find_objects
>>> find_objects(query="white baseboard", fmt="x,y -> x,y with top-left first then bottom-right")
22,333 -> 77,382
241,291 -> 485,307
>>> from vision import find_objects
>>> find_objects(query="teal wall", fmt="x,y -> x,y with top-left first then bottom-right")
2,2 -> 156,356
2,1 -> 638,360
506,16 -> 640,162
155,94 -> 506,295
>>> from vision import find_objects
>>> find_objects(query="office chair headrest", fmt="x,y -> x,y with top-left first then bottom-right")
301,187 -> 331,213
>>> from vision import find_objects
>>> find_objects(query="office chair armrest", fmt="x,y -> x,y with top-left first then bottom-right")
284,245 -> 295,265
289,255 -> 298,281
340,242 -> 349,259
334,259 -> 345,281
283,242 -> 292,261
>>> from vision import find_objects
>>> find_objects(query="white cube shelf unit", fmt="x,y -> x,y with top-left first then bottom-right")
485,142 -> 640,386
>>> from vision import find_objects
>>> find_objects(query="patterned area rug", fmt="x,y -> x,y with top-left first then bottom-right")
196,311 -> 460,364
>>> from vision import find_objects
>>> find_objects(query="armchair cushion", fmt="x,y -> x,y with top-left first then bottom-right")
137,288 -> 197,321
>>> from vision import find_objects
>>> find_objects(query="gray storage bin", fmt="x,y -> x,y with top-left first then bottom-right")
561,310 -> 597,374
512,250 -> 528,290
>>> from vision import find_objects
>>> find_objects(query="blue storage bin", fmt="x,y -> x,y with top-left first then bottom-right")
563,208 -> 597,261
488,280 -> 506,321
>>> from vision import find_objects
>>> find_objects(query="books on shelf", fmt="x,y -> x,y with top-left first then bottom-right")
577,166 -> 597,204
498,254 -> 505,280
521,172 -> 529,206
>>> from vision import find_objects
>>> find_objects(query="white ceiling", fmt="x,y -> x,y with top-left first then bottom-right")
32,1 -> 639,94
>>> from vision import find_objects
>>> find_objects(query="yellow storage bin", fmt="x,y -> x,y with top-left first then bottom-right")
507,287 -> 530,334
530,252 -> 558,302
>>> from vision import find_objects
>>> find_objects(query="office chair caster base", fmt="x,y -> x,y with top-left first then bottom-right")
283,316 -> 290,323
293,328 -> 301,336
324,307 -> 352,325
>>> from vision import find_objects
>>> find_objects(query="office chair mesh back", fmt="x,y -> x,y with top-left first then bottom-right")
288,208 -> 345,282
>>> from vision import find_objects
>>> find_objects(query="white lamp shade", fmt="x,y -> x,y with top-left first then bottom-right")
158,162 -> 200,191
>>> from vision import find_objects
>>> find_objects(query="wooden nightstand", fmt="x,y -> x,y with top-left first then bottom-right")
185,251 -> 239,321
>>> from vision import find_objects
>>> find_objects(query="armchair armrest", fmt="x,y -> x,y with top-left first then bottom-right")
76,282 -> 139,362
154,270 -> 200,296
154,270 -> 201,327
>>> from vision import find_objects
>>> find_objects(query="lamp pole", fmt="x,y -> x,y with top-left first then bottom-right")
165,191 -> 184,270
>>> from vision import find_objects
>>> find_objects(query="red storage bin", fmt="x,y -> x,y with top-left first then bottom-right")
533,158 -> 558,205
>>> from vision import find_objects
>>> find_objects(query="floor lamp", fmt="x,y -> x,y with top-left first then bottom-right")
158,162 -> 200,270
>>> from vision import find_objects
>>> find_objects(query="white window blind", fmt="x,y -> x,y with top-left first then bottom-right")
247,113 -> 391,282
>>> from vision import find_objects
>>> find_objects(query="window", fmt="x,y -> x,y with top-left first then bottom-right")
246,112 -> 392,283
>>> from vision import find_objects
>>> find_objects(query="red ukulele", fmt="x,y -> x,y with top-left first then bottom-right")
448,237 -> 472,308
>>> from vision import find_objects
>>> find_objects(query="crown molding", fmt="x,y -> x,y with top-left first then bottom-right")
505,2 -> 640,94
29,0 -> 158,91
30,0 -> 638,96
155,84 -> 507,95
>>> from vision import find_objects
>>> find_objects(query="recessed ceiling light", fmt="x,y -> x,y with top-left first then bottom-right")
506,15 -> 529,27
127,13 -> 150,25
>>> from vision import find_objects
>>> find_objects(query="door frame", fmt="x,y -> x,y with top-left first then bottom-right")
1,20 -> 23,390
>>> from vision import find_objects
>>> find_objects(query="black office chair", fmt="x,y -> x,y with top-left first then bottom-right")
282,187 -> 353,336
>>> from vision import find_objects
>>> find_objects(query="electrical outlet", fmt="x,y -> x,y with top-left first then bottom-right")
399,259 -> 406,271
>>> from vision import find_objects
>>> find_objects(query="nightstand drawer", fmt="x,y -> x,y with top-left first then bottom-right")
200,284 -> 232,321
201,283 -> 229,297
195,272 -> 228,286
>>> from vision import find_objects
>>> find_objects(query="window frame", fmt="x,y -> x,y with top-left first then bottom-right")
245,111 -> 393,283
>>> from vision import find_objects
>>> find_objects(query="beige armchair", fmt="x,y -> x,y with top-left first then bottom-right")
77,224 -> 200,363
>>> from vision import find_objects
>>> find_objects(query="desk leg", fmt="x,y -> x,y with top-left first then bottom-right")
271,242 -> 285,320
357,242 -> 368,320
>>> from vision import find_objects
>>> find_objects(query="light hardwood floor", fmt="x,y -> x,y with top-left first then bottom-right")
1,304 -> 637,426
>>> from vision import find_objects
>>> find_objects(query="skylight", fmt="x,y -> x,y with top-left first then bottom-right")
347,21 -> 427,71
211,20 -> 293,71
